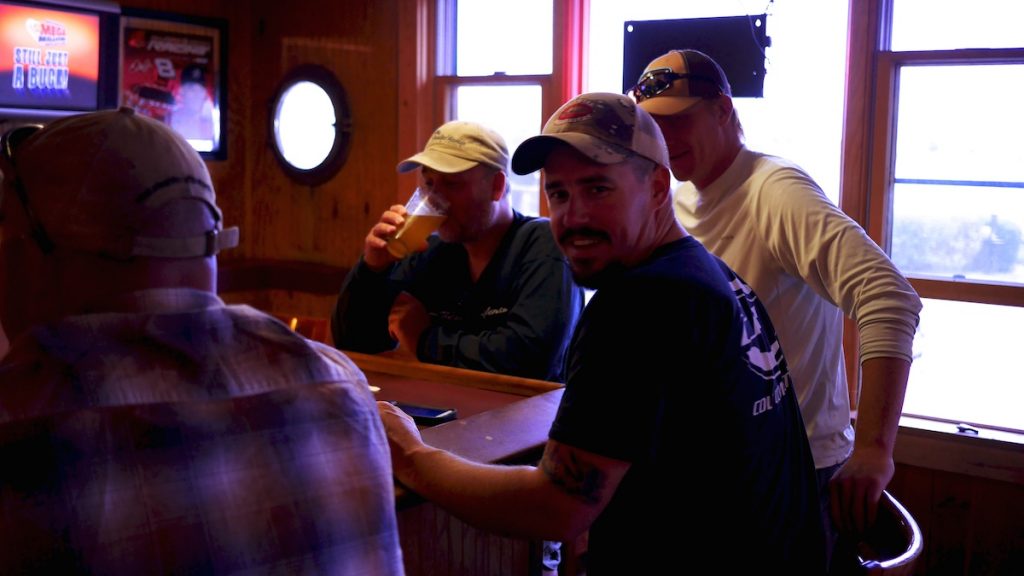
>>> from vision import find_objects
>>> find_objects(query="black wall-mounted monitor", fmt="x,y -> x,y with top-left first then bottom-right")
622,14 -> 770,98
0,0 -> 119,121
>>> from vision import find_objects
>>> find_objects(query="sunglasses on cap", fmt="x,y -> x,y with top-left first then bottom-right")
628,67 -> 723,104
1,124 -> 55,253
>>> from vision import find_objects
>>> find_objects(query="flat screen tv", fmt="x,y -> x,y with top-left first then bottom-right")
622,14 -> 769,98
0,0 -> 118,121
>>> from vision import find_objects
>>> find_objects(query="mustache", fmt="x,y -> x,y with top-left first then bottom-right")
559,228 -> 609,244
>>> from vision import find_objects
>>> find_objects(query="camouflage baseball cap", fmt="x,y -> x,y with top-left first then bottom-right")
511,92 -> 669,175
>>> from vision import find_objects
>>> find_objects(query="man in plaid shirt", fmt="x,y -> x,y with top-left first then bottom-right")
0,108 -> 404,575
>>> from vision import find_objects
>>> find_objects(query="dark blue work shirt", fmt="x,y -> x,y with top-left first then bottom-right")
332,211 -> 583,382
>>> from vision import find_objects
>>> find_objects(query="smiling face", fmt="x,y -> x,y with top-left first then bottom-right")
650,96 -> 736,189
543,144 -> 669,288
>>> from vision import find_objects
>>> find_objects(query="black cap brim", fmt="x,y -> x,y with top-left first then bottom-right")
511,136 -> 563,175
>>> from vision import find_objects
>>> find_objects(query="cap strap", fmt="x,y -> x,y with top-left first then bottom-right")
129,226 -> 239,258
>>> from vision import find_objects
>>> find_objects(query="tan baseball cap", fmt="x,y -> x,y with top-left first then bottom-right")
397,120 -> 509,174
511,92 -> 669,175
632,49 -> 731,116
9,107 -> 238,259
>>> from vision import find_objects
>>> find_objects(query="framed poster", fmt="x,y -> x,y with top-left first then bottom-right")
120,9 -> 227,159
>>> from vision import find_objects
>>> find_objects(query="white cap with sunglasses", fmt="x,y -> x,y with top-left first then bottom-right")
630,49 -> 731,116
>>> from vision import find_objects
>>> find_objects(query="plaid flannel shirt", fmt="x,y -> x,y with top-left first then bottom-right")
0,289 -> 404,575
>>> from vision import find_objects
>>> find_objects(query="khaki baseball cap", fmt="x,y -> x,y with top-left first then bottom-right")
632,49 -> 731,116
397,120 -> 509,174
9,107 -> 238,259
511,92 -> 669,175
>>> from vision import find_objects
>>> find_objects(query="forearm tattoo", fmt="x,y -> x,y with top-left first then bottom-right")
540,443 -> 606,504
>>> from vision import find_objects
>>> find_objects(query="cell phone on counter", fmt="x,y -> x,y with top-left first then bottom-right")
388,401 -> 457,426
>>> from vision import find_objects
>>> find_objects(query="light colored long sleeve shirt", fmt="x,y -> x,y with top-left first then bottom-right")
674,147 -> 922,468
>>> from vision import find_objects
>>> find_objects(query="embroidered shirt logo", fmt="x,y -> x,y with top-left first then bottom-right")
480,306 -> 509,318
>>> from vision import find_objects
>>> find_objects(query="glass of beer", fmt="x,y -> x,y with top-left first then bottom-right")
386,188 -> 449,259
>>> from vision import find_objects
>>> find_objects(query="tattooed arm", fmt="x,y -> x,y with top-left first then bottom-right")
379,401 -> 629,541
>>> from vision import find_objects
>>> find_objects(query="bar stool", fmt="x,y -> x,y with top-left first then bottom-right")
831,490 -> 923,576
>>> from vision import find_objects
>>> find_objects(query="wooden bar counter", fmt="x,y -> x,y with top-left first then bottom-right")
344,351 -> 563,576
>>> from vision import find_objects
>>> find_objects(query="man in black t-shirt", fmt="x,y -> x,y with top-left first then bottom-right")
378,93 -> 826,574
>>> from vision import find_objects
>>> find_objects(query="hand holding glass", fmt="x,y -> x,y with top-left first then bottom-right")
386,188 -> 449,258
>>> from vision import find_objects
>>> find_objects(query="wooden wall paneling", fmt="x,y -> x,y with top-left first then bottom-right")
216,259 -> 350,322
890,463 -> 932,575
397,502 -> 535,576
246,4 -> 287,264
928,470 -> 972,575
249,1 -> 398,267
259,35 -> 363,261
397,0 -> 435,204
214,2 -> 254,262
892,459 -> 1024,576
967,479 -> 1024,575
242,0 -> 403,318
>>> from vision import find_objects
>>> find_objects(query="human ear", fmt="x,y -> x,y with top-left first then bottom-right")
490,169 -> 508,201
714,95 -> 735,125
649,165 -> 672,206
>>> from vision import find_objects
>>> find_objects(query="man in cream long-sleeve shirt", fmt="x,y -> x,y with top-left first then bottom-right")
632,49 -> 922,560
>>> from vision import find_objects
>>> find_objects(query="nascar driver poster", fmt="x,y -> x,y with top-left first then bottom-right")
121,14 -> 221,152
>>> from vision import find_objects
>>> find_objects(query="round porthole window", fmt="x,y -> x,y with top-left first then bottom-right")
269,65 -> 352,186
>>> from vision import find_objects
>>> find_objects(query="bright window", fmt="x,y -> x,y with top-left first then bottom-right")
441,0 -> 553,216
455,85 -> 544,216
874,2 -> 1024,433
455,0 -> 552,75
891,65 -> 1024,285
891,0 -> 1024,51
906,300 -> 1024,431
273,81 -> 337,170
